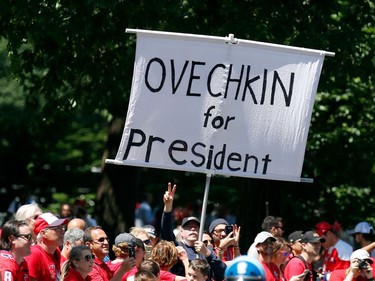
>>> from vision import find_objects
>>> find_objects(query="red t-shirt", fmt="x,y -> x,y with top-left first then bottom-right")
121,267 -> 138,281
214,247 -> 235,262
160,269 -> 183,281
0,250 -> 29,281
87,258 -> 114,281
262,261 -> 281,281
25,244 -> 61,281
63,267 -> 92,281
284,257 -> 313,281
107,260 -> 122,274
323,240 -> 352,275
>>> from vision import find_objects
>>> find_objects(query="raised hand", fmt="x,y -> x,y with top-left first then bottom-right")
163,182 -> 176,212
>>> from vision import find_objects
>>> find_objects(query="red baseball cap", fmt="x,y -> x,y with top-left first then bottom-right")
34,213 -> 68,235
315,221 -> 331,236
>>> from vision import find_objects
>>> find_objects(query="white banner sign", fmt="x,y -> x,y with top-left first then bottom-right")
107,30 -> 328,182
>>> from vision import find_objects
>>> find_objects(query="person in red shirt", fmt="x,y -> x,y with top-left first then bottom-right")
254,231 -> 281,281
83,226 -> 135,281
316,221 -> 353,280
284,231 -> 325,281
0,220 -> 32,281
329,249 -> 374,281
149,240 -> 188,281
25,212 -> 68,281
61,245 -> 94,280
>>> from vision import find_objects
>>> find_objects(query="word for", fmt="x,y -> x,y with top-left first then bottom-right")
144,58 -> 295,107
123,129 -> 272,174
203,106 -> 235,130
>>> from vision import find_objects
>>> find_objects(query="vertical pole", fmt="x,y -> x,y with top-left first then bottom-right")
198,173 -> 212,240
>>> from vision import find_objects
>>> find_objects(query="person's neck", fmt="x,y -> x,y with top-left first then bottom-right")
76,268 -> 88,279
301,252 -> 313,263
39,241 -> 59,255
258,253 -> 271,263
61,248 -> 69,259
11,250 -> 24,264
182,239 -> 195,247
94,252 -> 105,262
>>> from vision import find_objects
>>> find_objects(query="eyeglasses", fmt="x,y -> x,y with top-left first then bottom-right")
213,229 -> 226,234
94,237 -> 110,244
142,239 -> 151,245
14,233 -> 33,241
78,254 -> 95,261
203,239 -> 213,245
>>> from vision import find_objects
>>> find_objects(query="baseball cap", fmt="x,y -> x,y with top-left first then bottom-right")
301,231 -> 326,243
254,231 -> 276,245
350,249 -> 373,263
34,213 -> 68,235
315,221 -> 332,236
209,218 -> 229,233
115,233 -> 136,246
143,225 -> 157,238
134,237 -> 145,250
348,222 -> 374,235
288,230 -> 303,243
181,216 -> 200,227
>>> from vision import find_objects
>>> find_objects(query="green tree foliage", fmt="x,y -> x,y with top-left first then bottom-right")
0,0 -> 374,245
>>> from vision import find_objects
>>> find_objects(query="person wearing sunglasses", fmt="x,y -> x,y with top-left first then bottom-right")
254,231 -> 280,281
25,212 -> 68,281
0,220 -> 32,281
161,183 -> 227,281
61,245 -> 94,280
84,226 -> 135,281
271,237 -> 292,280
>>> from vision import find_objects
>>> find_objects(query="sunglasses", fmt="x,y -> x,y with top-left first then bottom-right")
15,233 -> 33,241
142,239 -> 151,245
203,239 -> 213,245
79,254 -> 95,261
94,237 -> 110,243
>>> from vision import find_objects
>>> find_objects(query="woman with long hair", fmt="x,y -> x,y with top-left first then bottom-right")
61,245 -> 94,281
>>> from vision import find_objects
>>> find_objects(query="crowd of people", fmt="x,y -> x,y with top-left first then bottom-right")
1,182 -> 375,281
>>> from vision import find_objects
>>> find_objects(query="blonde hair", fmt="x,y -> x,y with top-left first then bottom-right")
149,240 -> 178,269
129,227 -> 149,238
112,241 -> 130,258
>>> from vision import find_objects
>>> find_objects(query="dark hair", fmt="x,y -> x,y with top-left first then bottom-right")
0,220 -> 29,251
261,216 -> 283,231
189,259 -> 210,276
139,260 -> 160,277
83,226 -> 102,243
61,245 -> 91,279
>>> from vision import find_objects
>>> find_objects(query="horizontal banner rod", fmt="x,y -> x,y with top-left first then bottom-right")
125,28 -> 335,57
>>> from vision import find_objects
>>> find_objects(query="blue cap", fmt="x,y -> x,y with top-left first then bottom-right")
225,256 -> 266,281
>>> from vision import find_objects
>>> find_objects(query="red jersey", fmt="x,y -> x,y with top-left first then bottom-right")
121,267 -> 138,281
107,260 -> 122,274
87,258 -> 113,281
262,261 -> 281,281
63,267 -> 92,281
284,256 -> 313,281
25,244 -> 61,281
0,250 -> 29,281
214,247 -> 235,262
322,239 -> 352,275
